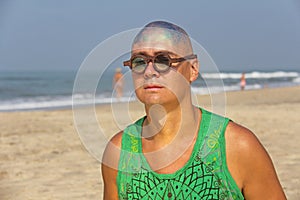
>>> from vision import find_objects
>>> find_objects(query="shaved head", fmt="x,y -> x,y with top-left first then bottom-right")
132,21 -> 194,56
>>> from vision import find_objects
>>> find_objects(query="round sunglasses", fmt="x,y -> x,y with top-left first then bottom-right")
123,53 -> 197,74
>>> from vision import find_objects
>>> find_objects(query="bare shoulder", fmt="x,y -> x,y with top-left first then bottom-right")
102,131 -> 123,169
225,121 -> 263,154
107,131 -> 124,148
101,131 -> 123,200
225,121 -> 286,199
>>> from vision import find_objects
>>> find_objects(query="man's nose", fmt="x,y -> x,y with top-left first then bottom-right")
144,61 -> 160,78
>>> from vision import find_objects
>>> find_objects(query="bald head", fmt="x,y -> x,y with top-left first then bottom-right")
132,21 -> 194,56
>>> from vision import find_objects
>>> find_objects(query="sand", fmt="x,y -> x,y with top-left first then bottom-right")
1,86 -> 299,199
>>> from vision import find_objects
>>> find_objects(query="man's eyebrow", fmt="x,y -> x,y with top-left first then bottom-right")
155,51 -> 177,56
131,51 -> 178,56
131,51 -> 148,56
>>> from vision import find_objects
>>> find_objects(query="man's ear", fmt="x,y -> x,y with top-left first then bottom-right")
189,59 -> 199,82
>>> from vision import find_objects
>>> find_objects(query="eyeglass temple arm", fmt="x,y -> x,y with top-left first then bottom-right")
123,60 -> 131,67
171,54 -> 197,62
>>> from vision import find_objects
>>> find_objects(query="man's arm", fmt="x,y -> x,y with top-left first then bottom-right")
101,132 -> 123,200
226,122 -> 286,200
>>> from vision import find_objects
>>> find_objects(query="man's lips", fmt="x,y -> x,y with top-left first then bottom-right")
143,84 -> 164,90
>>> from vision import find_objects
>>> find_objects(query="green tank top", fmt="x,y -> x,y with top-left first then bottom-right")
117,108 -> 244,199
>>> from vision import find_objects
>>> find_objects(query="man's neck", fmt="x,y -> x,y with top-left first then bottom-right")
141,102 -> 201,172
142,102 -> 200,144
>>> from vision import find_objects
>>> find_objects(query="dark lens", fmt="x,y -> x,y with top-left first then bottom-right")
154,54 -> 170,72
132,57 -> 147,73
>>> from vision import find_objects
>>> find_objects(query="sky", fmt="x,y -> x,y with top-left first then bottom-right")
0,0 -> 299,72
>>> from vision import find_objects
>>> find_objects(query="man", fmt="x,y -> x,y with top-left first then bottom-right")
113,67 -> 124,100
240,73 -> 246,91
102,21 -> 286,199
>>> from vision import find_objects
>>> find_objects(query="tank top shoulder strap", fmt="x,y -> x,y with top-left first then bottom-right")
198,108 -> 244,199
120,117 -> 144,153
117,117 -> 145,197
197,108 -> 229,159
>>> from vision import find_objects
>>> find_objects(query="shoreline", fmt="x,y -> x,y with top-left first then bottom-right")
1,84 -> 300,113
0,86 -> 299,199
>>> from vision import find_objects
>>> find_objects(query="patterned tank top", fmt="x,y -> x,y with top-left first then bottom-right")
117,108 -> 244,199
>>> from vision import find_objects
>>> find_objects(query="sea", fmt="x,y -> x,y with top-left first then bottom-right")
0,69 -> 299,112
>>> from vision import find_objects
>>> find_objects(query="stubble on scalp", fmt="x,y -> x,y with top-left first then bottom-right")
132,21 -> 193,55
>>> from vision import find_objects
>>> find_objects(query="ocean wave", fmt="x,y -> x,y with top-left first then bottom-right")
0,97 -> 73,111
0,84 -> 260,111
0,94 -> 136,112
293,77 -> 300,83
201,71 -> 299,79
191,84 -> 262,94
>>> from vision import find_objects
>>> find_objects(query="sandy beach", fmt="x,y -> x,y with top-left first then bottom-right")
1,86 -> 300,199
